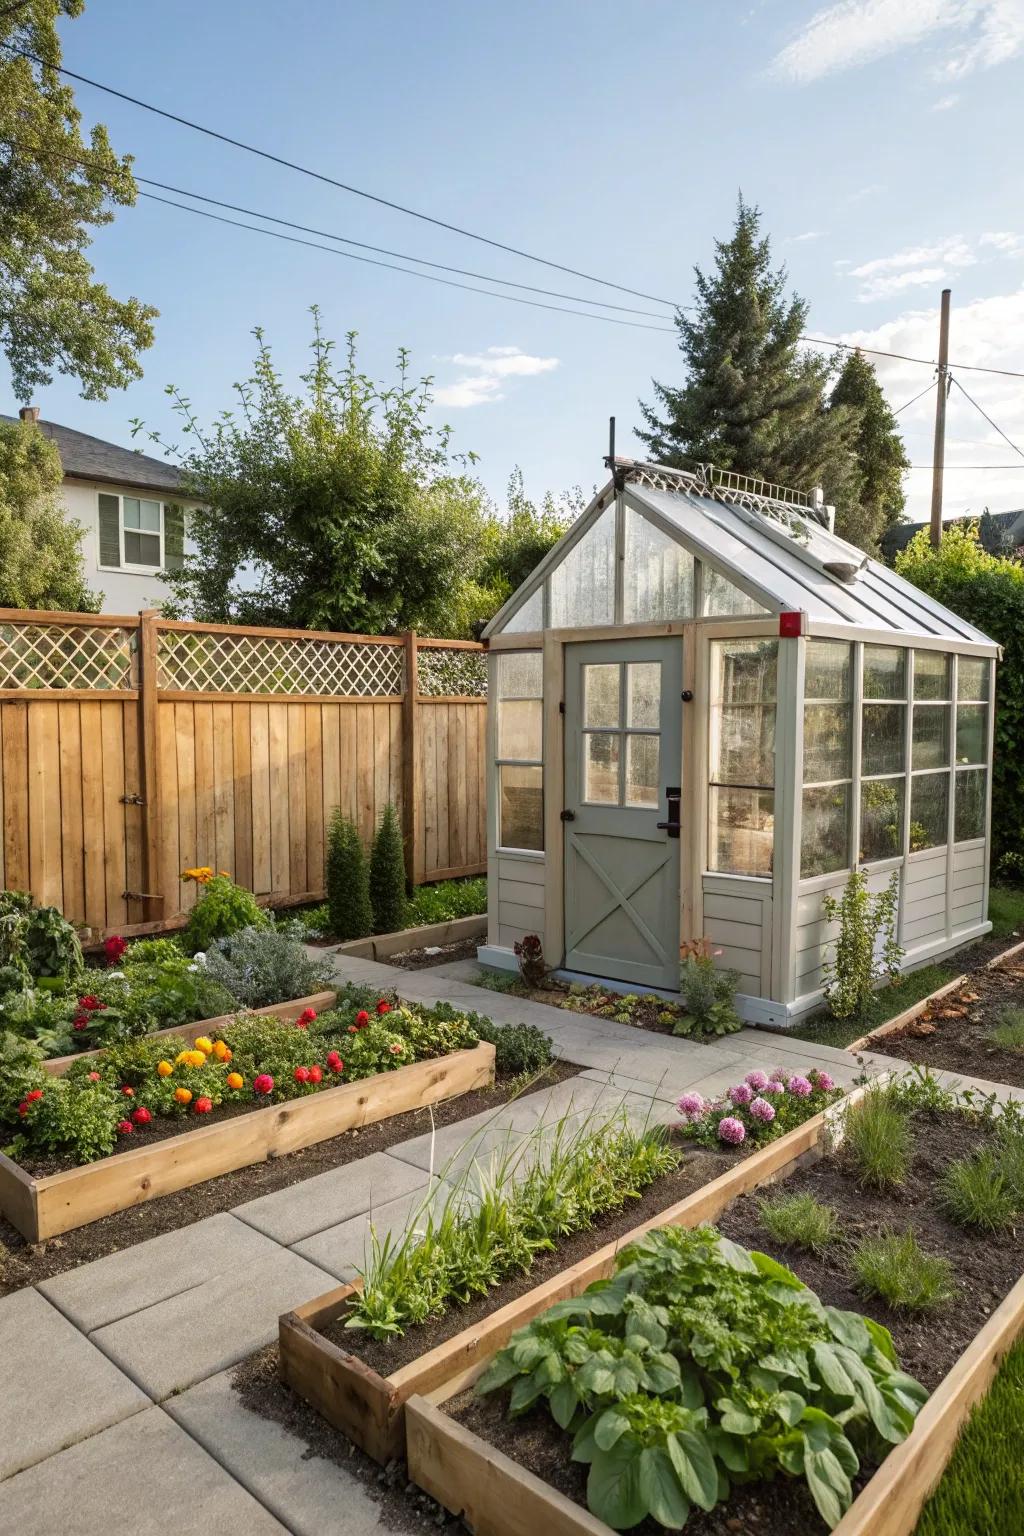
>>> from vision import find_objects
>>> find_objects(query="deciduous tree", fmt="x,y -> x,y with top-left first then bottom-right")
0,416 -> 98,608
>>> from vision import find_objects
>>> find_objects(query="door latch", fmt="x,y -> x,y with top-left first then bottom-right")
560,809 -> 576,822
681,690 -> 694,703
656,787 -> 681,838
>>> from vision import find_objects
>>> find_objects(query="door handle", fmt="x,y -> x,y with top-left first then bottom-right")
560,809 -> 576,822
656,787 -> 681,838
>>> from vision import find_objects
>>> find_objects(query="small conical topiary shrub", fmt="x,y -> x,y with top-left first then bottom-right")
326,808 -> 372,941
369,802 -> 408,935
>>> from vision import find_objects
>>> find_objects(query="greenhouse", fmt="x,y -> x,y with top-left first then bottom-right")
480,458 -> 999,1025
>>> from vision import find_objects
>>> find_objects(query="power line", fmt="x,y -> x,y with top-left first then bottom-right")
4,45 -> 676,308
139,191 -> 681,333
892,379 -> 936,416
799,334 -> 1024,381
950,376 -> 1024,462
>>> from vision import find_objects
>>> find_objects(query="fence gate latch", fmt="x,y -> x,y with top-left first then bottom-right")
119,793 -> 145,806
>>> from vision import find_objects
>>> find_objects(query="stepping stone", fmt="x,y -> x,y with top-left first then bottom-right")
0,1406 -> 285,1533
166,1368 -> 384,1535
233,1150 -> 431,1246
0,1288 -> 148,1481
290,1179 -> 448,1282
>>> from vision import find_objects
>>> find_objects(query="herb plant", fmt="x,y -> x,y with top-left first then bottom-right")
939,1150 -> 1018,1232
472,1018 -> 553,1079
851,1227 -> 957,1311
406,876 -> 486,925
675,948 -> 742,1038
821,870 -> 902,1022
181,874 -> 270,955
989,1008 -> 1024,1053
843,1086 -> 911,1190
478,1224 -> 926,1530
203,926 -> 334,1009
758,1191 -> 841,1254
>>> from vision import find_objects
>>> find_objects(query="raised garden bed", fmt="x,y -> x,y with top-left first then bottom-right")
329,914 -> 487,963
0,1041 -> 495,1243
403,1084 -> 1024,1536
278,1086 -> 854,1468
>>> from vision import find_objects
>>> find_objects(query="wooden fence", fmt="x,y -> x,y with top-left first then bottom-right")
0,610 -> 488,936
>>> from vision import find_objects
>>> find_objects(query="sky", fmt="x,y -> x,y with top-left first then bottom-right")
8,0 -> 1024,524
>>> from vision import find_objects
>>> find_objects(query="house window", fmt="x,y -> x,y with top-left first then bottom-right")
98,492 -> 185,572
495,652 -> 543,851
708,638 -> 777,877
801,640 -> 852,878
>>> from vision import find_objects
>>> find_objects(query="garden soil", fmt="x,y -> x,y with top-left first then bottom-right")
871,958 -> 1024,1089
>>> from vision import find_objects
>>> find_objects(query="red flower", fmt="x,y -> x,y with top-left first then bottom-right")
121,1084 -> 134,1096
104,935 -> 127,965
253,1073 -> 274,1095
347,1025 -> 358,1034
355,1010 -> 370,1028
297,1007 -> 317,1026
73,1012 -> 90,1029
308,1064 -> 323,1084
389,1043 -> 403,1055
375,1000 -> 391,1016
87,1071 -> 101,1082
17,1101 -> 28,1117
193,1097 -> 213,1115
26,1088 -> 44,1102
78,995 -> 101,1011
117,1119 -> 134,1134
326,1051 -> 343,1073
293,1066 -> 310,1084
131,1106 -> 152,1125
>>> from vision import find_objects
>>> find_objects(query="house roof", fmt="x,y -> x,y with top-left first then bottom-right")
0,414 -> 185,494
485,460 -> 999,652
881,508 -> 1024,560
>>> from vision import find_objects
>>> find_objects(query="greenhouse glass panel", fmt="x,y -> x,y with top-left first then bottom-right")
955,769 -> 986,841
862,703 -> 905,776
623,508 -> 695,622
863,646 -> 906,700
956,704 -> 987,765
502,587 -> 543,633
912,705 -> 950,769
914,651 -> 951,700
708,788 -> 774,878
801,785 -> 851,878
910,773 -> 948,851
957,658 -> 989,701
549,504 -> 615,628
703,567 -> 767,617
860,778 -> 904,863
499,766 -> 543,851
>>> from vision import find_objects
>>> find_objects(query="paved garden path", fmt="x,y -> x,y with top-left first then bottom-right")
1,953 -> 1019,1535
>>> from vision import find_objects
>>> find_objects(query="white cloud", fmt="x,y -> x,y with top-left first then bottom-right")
841,233 -> 1022,301
434,345 -> 559,408
931,90 -> 961,106
770,0 -> 1024,84
786,229 -> 826,243
981,230 -> 1024,253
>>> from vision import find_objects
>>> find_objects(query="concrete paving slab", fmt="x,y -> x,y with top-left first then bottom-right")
165,1368 -> 384,1535
233,1150 -> 430,1245
37,1212 -> 274,1333
0,1406 -> 286,1534
290,1179 -> 448,1281
0,1288 -> 148,1480
91,1246 -> 335,1401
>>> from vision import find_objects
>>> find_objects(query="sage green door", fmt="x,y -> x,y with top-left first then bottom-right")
563,637 -> 683,990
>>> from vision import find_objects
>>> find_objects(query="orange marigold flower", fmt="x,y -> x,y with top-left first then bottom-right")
157,1060 -> 174,1078
212,1041 -> 231,1061
193,1036 -> 214,1055
174,1087 -> 193,1105
226,1072 -> 244,1090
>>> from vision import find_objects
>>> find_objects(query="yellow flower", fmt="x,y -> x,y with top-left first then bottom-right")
193,1036 -> 214,1055
185,1049 -> 207,1068
175,1049 -> 191,1065
212,1041 -> 232,1062
226,1071 -> 244,1090
157,1060 -> 174,1078
181,866 -> 215,884
174,1087 -> 192,1105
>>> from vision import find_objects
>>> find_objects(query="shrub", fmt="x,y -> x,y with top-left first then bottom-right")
757,1190 -> 841,1254
996,1123 -> 1024,1206
0,1030 -> 47,1122
851,1227 -> 957,1310
326,810 -> 372,941
678,1065 -> 841,1149
473,1018 -> 553,1079
989,1008 -> 1024,1052
369,803 -> 408,935
939,1149 -> 1018,1231
843,1085 -> 911,1189
674,950 -> 742,1037
406,875 -> 487,926
181,875 -> 269,955
203,927 -> 335,1009
0,890 -> 83,983
514,933 -> 546,988
822,869 -> 902,1021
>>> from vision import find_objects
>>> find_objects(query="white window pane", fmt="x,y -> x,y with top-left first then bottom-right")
955,769 -> 986,841
548,505 -> 614,628
914,651 -> 950,700
713,639 -> 778,706
957,658 -> 989,702
499,765 -> 543,850
584,733 -> 620,803
862,703 -> 905,776
804,639 -> 851,700
912,705 -> 950,769
625,734 -> 659,807
803,702 -> 851,784
713,705 -> 776,786
860,778 -> 904,863
124,530 -> 161,566
863,645 -> 906,700
956,704 -> 987,765
502,587 -> 543,634
801,785 -> 850,877
497,651 -> 542,699
703,567 -> 766,617
910,772 -> 948,851
627,662 -> 660,728
122,496 -> 141,529
584,664 -> 619,728
139,498 -> 161,532
709,787 -> 774,877
623,509 -> 694,621
498,699 -> 541,761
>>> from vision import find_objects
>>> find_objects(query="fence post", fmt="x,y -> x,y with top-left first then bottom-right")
137,609 -> 164,922
401,631 -> 422,888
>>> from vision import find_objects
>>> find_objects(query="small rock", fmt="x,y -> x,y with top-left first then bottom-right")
424,945 -> 442,956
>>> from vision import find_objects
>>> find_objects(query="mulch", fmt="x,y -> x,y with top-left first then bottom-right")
449,1109 -> 1022,1536
0,1062 -> 579,1299
870,957 -> 1024,1090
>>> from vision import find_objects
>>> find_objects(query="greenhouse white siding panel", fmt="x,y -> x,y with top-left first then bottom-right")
903,850 -> 949,945
495,855 -> 545,951
702,877 -> 772,996
951,844 -> 986,930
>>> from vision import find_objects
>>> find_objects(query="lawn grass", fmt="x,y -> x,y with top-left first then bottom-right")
785,963 -> 959,1049
915,1336 -> 1024,1536
988,883 -> 1024,940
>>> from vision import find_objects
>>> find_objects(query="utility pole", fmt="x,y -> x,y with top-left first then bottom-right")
929,287 -> 951,547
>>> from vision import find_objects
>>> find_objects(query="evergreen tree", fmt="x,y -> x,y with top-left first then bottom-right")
638,196 -> 860,529
369,803 -> 408,935
0,418 -> 99,609
325,809 -> 372,941
827,350 -> 909,551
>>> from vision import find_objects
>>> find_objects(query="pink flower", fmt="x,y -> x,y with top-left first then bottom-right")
676,1091 -> 706,1120
253,1073 -> 274,1095
388,1042 -> 403,1054
814,1071 -> 835,1093
749,1097 -> 776,1124
744,1070 -> 769,1091
788,1075 -> 813,1097
117,1119 -> 134,1135
87,1071 -> 101,1082
718,1116 -> 746,1145
761,1078 -> 784,1096
729,1082 -> 754,1106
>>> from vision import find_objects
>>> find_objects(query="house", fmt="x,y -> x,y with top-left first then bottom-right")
881,508 -> 1024,563
481,457 -> 998,1026
1,406 -> 201,613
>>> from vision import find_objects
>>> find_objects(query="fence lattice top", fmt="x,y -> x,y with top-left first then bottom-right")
156,629 -> 407,697
417,646 -> 488,697
0,622 -> 135,690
